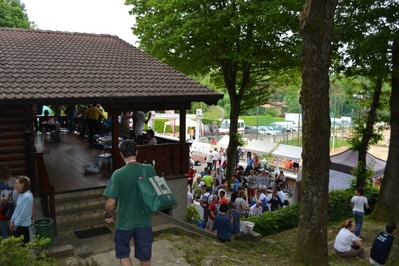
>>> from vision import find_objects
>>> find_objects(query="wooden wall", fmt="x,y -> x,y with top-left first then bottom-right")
0,106 -> 32,176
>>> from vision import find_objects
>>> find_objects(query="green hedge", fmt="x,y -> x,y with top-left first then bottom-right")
245,203 -> 300,236
328,186 -> 379,221
245,187 -> 380,236
241,116 -> 284,127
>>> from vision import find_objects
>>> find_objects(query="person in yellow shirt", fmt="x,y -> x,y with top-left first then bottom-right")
86,104 -> 104,146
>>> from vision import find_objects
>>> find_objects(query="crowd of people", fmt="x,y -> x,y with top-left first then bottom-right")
187,150 -> 291,241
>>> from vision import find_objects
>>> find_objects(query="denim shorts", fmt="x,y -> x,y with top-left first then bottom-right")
114,227 -> 154,262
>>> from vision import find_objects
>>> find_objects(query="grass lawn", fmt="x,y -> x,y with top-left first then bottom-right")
203,106 -> 223,121
156,218 -> 384,265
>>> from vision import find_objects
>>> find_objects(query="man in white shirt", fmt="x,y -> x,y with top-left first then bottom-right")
249,201 -> 263,217
134,111 -> 151,139
211,148 -> 219,171
276,186 -> 285,204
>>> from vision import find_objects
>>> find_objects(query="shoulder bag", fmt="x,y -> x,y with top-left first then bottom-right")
138,164 -> 178,214
0,190 -> 14,221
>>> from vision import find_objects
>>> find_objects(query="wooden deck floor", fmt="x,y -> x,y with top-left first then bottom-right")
35,132 -> 111,193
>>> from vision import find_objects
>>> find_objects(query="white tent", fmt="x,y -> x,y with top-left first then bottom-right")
217,135 -> 230,148
163,118 -> 197,134
272,144 -> 302,174
244,140 -> 278,155
272,144 -> 302,160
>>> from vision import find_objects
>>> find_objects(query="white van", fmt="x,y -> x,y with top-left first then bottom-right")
219,119 -> 245,135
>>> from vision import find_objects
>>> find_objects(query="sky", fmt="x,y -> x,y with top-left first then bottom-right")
22,0 -> 138,46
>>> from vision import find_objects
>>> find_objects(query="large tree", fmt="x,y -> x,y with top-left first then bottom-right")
127,0 -> 303,183
0,0 -> 32,28
292,0 -> 338,265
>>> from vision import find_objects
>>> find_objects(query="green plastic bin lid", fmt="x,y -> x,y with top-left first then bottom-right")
34,218 -> 54,226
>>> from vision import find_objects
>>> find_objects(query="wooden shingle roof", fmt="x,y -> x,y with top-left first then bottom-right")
0,27 -> 222,109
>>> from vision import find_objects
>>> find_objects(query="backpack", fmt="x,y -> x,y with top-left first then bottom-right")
200,193 -> 211,209
212,203 -> 220,217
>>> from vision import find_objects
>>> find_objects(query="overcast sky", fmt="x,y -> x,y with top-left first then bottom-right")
23,0 -> 138,46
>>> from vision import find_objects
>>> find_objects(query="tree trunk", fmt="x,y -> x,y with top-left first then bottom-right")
293,0 -> 337,265
222,66 -> 246,186
372,40 -> 399,266
356,77 -> 382,188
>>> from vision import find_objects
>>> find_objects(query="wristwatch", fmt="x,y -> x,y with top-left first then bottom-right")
104,211 -> 113,219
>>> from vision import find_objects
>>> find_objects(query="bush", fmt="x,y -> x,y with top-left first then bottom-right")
0,236 -> 61,266
328,187 -> 379,221
185,205 -> 201,224
245,203 -> 300,236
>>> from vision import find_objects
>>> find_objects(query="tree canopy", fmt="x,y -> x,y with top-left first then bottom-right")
0,0 -> 32,28
127,0 -> 304,182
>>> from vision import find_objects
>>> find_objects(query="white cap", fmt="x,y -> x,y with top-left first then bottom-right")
197,181 -> 205,187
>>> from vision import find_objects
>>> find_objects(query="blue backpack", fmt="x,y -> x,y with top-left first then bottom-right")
200,194 -> 211,209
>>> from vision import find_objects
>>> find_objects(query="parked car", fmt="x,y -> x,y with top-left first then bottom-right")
244,125 -> 258,134
265,126 -> 282,135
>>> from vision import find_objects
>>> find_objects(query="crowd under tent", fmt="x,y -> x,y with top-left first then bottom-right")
271,144 -> 302,174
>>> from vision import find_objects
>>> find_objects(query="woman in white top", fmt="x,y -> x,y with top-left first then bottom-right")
334,219 -> 365,260
351,187 -> 369,237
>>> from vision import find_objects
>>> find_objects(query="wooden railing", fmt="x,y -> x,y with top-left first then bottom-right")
111,141 -> 191,178
32,153 -> 57,235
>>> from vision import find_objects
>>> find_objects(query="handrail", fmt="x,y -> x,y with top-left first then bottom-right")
110,142 -> 190,178
32,153 -> 57,235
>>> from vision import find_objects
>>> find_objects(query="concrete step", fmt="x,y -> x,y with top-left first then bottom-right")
55,188 -> 111,235
55,188 -> 106,205
90,239 -> 190,266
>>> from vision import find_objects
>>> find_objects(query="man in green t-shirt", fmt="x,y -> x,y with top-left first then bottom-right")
104,139 -> 155,266
202,169 -> 214,187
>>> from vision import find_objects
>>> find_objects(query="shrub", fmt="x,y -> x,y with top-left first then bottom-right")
185,205 -> 201,224
0,236 -> 61,266
244,203 -> 300,236
328,186 -> 379,221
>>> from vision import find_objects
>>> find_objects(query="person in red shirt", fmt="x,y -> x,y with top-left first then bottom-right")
187,167 -> 196,193
219,190 -> 228,205
209,195 -> 219,231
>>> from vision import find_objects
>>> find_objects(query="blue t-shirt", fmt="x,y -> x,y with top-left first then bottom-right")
232,180 -> 240,192
370,231 -> 394,264
212,213 -> 232,241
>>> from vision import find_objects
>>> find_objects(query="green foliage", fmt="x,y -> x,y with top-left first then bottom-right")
328,187 -> 379,221
350,161 -> 375,189
185,205 -> 201,224
242,116 -> 284,127
347,121 -> 384,151
0,0 -> 33,28
245,204 -> 300,236
327,189 -> 354,221
0,236 -> 60,266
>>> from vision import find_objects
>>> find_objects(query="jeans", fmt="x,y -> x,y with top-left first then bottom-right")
353,211 -> 364,237
1,220 -> 9,239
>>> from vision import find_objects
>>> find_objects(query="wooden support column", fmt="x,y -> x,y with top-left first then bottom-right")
179,109 -> 186,143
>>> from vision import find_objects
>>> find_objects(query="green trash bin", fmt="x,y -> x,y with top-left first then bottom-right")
33,218 -> 54,249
